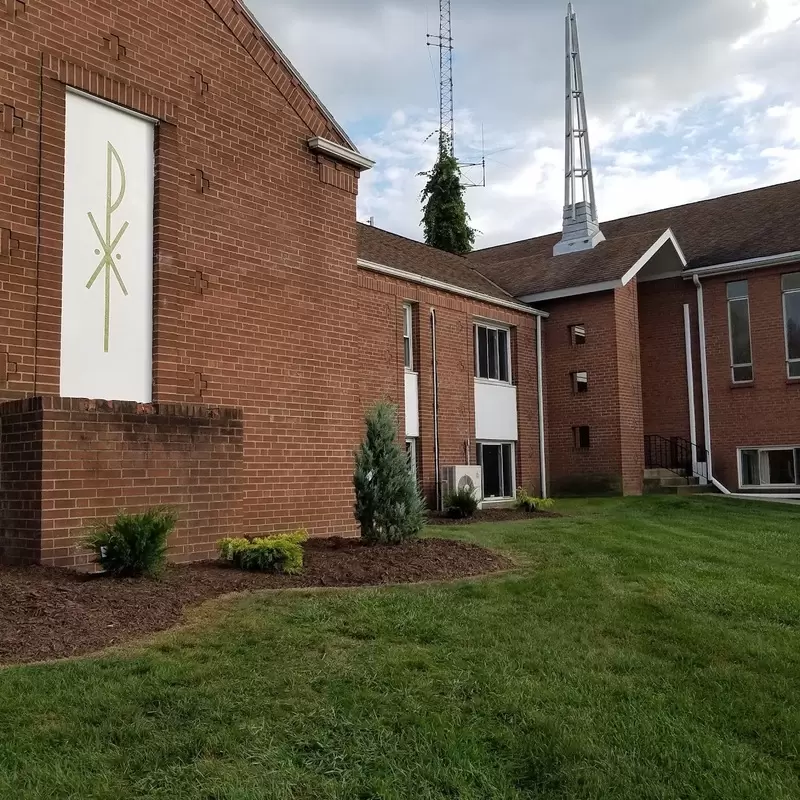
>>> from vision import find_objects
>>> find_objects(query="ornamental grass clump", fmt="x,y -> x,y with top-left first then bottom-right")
84,507 -> 178,578
218,531 -> 308,574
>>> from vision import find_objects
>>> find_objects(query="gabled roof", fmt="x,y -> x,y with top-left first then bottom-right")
468,180 -> 800,298
357,224 -> 517,303
210,0 -> 360,153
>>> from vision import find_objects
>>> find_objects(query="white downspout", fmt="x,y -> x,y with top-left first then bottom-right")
536,315 -> 548,498
430,309 -> 442,511
683,303 -> 704,483
693,275 -> 730,495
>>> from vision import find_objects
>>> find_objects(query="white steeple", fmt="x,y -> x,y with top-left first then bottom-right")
554,2 -> 605,257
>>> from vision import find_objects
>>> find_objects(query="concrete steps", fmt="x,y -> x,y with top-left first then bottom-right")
643,467 -> 716,495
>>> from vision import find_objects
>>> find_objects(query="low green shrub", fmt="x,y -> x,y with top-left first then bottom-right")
444,487 -> 480,519
84,507 -> 178,578
515,489 -> 555,513
218,530 -> 308,574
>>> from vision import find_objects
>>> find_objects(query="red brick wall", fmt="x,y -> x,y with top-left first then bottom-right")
701,263 -> 800,491
614,282 -> 644,495
0,400 -> 44,564
638,278 -> 706,445
541,288 -> 644,495
1,0 -> 363,558
2,397 -> 244,567
356,270 -> 542,507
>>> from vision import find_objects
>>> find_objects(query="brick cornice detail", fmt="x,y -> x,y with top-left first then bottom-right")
42,52 -> 178,123
204,0 -> 343,145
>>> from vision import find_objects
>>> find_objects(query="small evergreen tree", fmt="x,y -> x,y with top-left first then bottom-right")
354,402 -> 426,544
421,138 -> 475,255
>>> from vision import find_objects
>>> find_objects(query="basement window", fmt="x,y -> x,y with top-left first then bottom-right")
571,371 -> 589,394
475,323 -> 511,383
476,442 -> 515,499
570,324 -> 587,346
739,447 -> 800,488
573,426 -> 591,449
727,281 -> 753,383
782,273 -> 800,379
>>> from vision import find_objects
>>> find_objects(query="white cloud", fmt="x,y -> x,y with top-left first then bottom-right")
244,0 -> 800,248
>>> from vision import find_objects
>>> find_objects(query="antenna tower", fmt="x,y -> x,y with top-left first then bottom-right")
427,0 -> 454,154
426,0 -> 486,186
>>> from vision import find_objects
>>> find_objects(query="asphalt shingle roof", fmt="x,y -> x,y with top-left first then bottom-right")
357,223 -> 515,302
467,180 -> 800,298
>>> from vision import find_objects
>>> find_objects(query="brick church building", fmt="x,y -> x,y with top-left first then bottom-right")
1,0 -> 798,567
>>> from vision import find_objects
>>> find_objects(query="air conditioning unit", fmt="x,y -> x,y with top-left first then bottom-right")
442,465 -> 483,503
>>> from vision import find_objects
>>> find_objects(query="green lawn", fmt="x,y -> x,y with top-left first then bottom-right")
3,497 -> 800,799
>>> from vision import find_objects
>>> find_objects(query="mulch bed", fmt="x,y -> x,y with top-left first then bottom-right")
430,509 -> 561,525
0,538 -> 512,667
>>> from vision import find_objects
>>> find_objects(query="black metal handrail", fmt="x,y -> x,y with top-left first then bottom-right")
644,434 -> 709,480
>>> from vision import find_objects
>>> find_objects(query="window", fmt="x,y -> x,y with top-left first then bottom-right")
739,447 -> 800,487
405,438 -> 418,480
573,426 -> 591,449
571,371 -> 588,394
476,442 -> 515,498
570,324 -> 586,346
475,323 -> 510,383
727,281 -> 753,383
782,273 -> 800,379
403,303 -> 414,371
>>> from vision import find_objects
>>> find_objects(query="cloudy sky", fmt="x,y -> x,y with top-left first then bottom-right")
247,0 -> 800,248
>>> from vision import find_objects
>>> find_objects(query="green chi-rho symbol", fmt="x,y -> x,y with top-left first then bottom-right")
86,142 -> 129,353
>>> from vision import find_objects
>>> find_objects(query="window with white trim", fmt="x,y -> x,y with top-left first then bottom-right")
476,442 -> 515,499
739,447 -> 800,488
727,280 -> 753,383
474,323 -> 511,383
403,303 -> 414,371
405,438 -> 418,481
782,273 -> 800,379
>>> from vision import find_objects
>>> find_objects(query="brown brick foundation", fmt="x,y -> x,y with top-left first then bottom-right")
0,397 -> 243,567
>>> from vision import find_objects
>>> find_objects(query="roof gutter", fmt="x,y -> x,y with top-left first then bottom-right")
683,250 -> 800,279
358,259 -> 549,318
308,138 -> 375,171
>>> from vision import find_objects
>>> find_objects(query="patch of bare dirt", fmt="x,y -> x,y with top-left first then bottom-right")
0,538 -> 511,666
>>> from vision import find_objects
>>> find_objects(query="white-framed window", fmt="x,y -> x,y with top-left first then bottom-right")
474,323 -> 511,383
738,446 -> 800,488
476,441 -> 515,499
727,280 -> 753,383
782,273 -> 800,379
405,438 -> 418,480
403,303 -> 414,371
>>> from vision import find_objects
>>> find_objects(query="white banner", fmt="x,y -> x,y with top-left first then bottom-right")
60,91 -> 155,402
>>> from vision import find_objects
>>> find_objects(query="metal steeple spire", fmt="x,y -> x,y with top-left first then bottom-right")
554,2 -> 605,257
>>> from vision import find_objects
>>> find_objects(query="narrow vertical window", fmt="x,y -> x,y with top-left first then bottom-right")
573,426 -> 591,449
405,438 -> 418,480
782,273 -> 800,379
403,303 -> 413,371
570,324 -> 586,346
571,371 -> 588,394
727,280 -> 753,383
